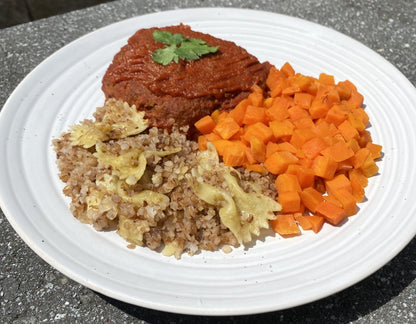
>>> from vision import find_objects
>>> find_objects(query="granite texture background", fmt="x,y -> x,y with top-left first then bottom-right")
0,0 -> 115,28
0,0 -> 415,323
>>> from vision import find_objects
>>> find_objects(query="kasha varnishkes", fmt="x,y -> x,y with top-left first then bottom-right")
53,24 -> 382,258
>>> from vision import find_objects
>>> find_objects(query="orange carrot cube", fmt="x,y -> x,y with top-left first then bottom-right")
315,200 -> 346,226
213,117 -> 241,140
271,214 -> 301,236
311,155 -> 338,179
275,173 -> 302,194
264,151 -> 299,175
300,187 -> 324,213
194,115 -> 216,135
325,174 -> 352,195
242,105 -> 267,125
269,119 -> 295,139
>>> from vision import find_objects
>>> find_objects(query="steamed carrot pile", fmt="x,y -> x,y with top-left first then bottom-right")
194,62 -> 382,237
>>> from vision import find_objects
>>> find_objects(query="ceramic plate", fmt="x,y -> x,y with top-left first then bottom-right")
1,8 -> 416,315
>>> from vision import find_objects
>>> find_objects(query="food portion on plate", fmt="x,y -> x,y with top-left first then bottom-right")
101,24 -> 271,131
53,24 -> 382,258
195,63 -> 383,235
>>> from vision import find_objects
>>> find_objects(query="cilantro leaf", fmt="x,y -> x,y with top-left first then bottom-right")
152,44 -> 179,65
152,30 -> 219,65
176,38 -> 219,61
153,30 -> 185,45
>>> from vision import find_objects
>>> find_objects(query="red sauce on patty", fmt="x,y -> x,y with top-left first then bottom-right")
102,24 -> 271,131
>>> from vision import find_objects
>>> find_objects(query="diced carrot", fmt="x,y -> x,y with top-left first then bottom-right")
244,146 -> 257,165
213,117 -> 241,140
278,191 -> 301,213
195,115 -> 216,135
325,174 -> 352,195
290,128 -> 316,148
346,138 -> 360,153
296,150 -> 307,159
306,80 -> 319,96
211,139 -> 232,156
300,187 -> 324,213
319,73 -> 335,86
322,140 -> 355,162
271,214 -> 301,236
315,200 -> 346,226
336,85 -> 351,100
338,120 -> 359,141
250,135 -> 266,162
275,96 -> 295,109
275,173 -> 302,194
294,92 -> 313,109
350,178 -> 365,203
358,130 -> 372,147
294,213 -> 313,231
312,155 -> 338,179
338,80 -> 357,92
269,119 -> 294,139
352,148 -> 371,169
266,66 -> 286,90
325,104 -> 348,126
266,141 -> 280,158
331,188 -> 357,216
327,88 -> 341,106
360,155 -> 379,177
309,98 -> 329,119
196,64 -> 381,239
280,62 -> 295,77
291,74 -> 313,92
222,141 -> 247,166
353,108 -> 369,125
294,166 -> 315,188
264,151 -> 299,175
270,84 -> 283,98
337,161 -> 354,172
348,111 -> 366,131
229,99 -> 249,126
288,105 -> 310,121
314,119 -> 333,138
205,132 -> 221,143
247,91 -> 263,107
348,90 -> 364,107
264,97 -> 274,108
305,215 -> 325,233
228,127 -> 244,141
324,194 -> 343,208
366,142 -> 382,159
301,136 -> 329,160
198,135 -> 208,150
276,142 -> 298,154
211,109 -> 221,123
244,164 -> 268,173
282,86 -> 301,96
217,111 -> 229,122
293,117 -> 315,129
298,158 -> 314,170
266,101 -> 290,121
243,122 -> 274,143
348,168 -> 368,188
242,105 -> 267,125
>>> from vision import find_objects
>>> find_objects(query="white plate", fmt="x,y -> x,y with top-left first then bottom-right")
1,8 -> 416,316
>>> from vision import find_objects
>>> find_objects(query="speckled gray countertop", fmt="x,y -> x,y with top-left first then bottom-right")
1,0 -> 415,323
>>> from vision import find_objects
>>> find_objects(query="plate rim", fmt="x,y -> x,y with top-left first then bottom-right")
1,7 -> 416,316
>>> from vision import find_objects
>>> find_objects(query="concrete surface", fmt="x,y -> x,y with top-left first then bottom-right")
0,0 -> 115,28
1,0 -> 415,323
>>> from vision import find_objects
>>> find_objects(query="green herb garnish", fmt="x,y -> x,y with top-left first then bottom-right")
152,30 -> 219,65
